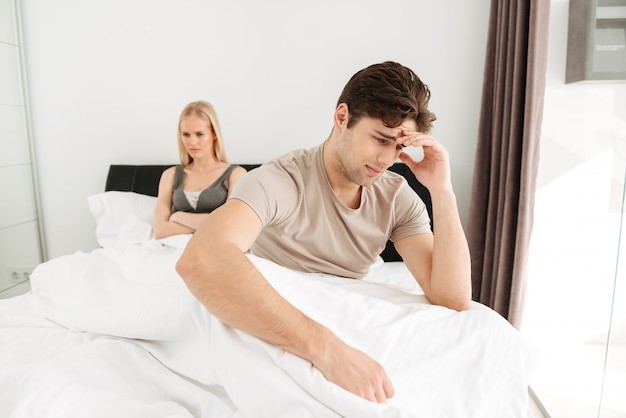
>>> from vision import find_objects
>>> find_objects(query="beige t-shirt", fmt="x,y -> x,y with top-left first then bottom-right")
230,145 -> 432,278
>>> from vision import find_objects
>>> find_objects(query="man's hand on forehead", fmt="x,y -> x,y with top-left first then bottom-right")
395,128 -> 422,147
396,129 -> 427,162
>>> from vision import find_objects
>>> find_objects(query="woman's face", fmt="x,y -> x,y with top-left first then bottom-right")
179,115 -> 216,161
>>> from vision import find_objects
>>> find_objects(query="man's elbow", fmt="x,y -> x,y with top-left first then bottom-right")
175,252 -> 194,284
433,292 -> 472,312
448,298 -> 471,312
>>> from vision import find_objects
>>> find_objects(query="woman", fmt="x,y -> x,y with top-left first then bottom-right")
153,101 -> 246,239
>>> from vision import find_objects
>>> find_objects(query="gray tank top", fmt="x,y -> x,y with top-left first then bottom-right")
171,165 -> 237,213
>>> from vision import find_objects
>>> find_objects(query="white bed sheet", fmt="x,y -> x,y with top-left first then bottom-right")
0,236 -> 538,418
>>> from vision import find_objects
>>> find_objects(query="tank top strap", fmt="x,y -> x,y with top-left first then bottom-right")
216,165 -> 237,187
173,165 -> 184,189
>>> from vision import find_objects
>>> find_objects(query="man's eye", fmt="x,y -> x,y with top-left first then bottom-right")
376,137 -> 387,144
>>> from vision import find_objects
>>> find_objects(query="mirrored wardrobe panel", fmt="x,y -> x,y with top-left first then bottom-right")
0,0 -> 45,298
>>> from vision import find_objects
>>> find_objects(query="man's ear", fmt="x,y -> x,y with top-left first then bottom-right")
333,103 -> 350,131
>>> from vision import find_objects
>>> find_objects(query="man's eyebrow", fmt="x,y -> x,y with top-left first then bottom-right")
373,130 -> 397,141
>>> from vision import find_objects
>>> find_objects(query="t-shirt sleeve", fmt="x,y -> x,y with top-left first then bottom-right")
389,180 -> 432,242
228,163 -> 298,226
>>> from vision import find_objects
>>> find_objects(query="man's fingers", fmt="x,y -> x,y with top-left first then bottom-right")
374,388 -> 388,403
367,376 -> 395,403
314,341 -> 395,404
383,377 -> 395,399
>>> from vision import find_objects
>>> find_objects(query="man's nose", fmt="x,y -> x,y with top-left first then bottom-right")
377,146 -> 397,168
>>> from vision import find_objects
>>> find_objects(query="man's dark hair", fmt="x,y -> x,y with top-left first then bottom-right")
336,61 -> 436,133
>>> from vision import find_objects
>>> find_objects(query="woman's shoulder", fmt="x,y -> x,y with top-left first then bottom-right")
230,165 -> 248,174
227,165 -> 248,186
156,165 -> 179,198
160,165 -> 180,180
160,165 -> 178,179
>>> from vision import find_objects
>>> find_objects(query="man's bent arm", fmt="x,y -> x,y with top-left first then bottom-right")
397,190 -> 471,311
176,199 -> 395,402
396,136 -> 472,312
395,200 -> 471,311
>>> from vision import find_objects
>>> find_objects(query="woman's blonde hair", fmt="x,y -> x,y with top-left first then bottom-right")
177,101 -> 229,166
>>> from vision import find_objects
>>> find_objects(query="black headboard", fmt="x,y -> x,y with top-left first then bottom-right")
105,163 -> 432,262
105,164 -> 261,197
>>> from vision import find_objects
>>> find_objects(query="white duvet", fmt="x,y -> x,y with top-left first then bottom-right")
0,237 -> 538,418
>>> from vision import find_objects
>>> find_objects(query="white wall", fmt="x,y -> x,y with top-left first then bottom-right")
20,0 -> 490,258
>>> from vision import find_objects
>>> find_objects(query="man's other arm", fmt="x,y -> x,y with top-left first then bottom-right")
175,199 -> 395,402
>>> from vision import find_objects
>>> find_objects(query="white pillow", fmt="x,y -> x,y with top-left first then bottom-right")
87,191 -> 157,248
362,259 -> 423,294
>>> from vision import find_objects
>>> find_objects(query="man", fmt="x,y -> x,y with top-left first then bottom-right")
176,61 -> 471,404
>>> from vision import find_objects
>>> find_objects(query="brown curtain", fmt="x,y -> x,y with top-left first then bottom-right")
468,0 -> 550,328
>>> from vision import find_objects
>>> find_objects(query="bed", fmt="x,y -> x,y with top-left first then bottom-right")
0,163 -> 538,418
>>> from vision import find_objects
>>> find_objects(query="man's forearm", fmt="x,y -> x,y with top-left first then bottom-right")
176,238 -> 331,362
176,236 -> 395,402
174,198 -> 397,402
429,189 -> 472,311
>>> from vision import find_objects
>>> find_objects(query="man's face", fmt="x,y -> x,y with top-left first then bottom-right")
335,116 -> 417,187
